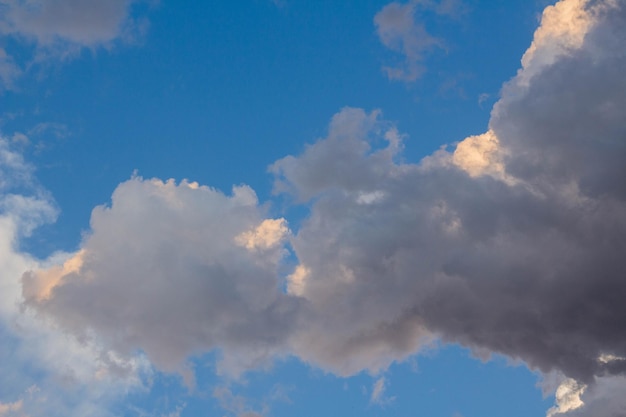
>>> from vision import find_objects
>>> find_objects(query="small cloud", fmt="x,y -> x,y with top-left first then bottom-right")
370,377 -> 396,406
478,92 -> 490,107
374,0 -> 466,82
375,1 -> 441,81
434,0 -> 469,19
0,48 -> 22,92
161,403 -> 186,417
213,386 -> 268,417
438,72 -> 472,99
11,132 -> 29,146
27,123 -> 70,140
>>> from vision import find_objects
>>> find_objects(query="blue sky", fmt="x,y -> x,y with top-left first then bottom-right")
1,1 -> 626,416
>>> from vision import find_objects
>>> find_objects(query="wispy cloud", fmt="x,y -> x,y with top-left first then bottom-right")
213,386 -> 267,417
370,377 -> 396,406
374,0 -> 466,82
0,48 -> 21,92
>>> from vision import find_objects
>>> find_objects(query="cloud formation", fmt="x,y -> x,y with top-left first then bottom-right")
5,0 -> 626,416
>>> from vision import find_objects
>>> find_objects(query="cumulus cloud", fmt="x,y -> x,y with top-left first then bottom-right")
22,177 -> 299,378
374,0 -> 462,81
275,0 -> 626,411
9,1 -> 626,416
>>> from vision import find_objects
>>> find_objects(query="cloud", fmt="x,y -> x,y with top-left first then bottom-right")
0,48 -> 21,91
235,218 -> 290,252
273,109 -> 435,375
22,176 -> 299,378
0,0 -> 146,47
374,0 -> 463,81
451,130 -> 504,178
547,378 -> 586,417
543,373 -> 626,417
0,400 -> 23,417
566,375 -> 626,416
370,377 -> 395,406
270,108 -> 404,202
0,137 -> 56,237
6,1 -> 626,416
517,0 -> 595,86
213,386 -> 267,417
0,0 -> 150,89
274,0 -> 626,410
0,136 -> 150,417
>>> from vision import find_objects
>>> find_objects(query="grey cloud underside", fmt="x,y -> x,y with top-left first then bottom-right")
21,0 -> 626,401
